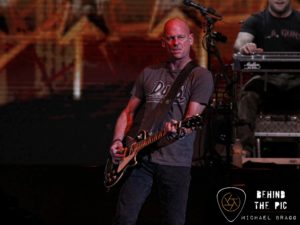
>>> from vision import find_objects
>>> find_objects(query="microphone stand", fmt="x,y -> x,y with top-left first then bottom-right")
195,8 -> 233,166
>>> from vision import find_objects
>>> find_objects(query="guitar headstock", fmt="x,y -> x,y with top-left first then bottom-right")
181,114 -> 203,130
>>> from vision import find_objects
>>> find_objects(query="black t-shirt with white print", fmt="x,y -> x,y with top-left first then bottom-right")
241,9 -> 300,51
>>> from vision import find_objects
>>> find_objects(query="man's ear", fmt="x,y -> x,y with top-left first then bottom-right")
189,33 -> 194,45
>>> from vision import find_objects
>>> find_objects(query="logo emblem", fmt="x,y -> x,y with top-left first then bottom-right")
216,187 -> 246,222
244,62 -> 261,70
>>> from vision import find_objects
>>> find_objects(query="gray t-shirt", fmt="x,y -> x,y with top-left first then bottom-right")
131,62 -> 214,167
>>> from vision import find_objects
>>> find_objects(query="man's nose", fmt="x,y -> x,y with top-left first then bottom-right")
172,38 -> 179,45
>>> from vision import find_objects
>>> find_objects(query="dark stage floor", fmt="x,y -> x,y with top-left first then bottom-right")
0,164 -> 300,225
0,93 -> 300,225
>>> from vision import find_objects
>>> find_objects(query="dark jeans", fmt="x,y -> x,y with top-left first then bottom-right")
113,160 -> 191,225
237,73 -> 300,153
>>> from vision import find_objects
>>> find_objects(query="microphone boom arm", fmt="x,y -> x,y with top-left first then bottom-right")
183,0 -> 222,20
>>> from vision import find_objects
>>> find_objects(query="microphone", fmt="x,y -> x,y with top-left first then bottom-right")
183,0 -> 222,20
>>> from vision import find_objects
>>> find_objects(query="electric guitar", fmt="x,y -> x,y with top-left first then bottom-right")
104,114 -> 203,190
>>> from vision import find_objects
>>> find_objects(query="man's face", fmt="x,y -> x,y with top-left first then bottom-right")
268,0 -> 292,16
162,20 -> 193,60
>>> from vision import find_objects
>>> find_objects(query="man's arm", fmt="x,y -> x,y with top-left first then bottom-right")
179,101 -> 206,135
112,96 -> 141,141
110,96 -> 141,162
185,101 -> 205,118
233,32 -> 263,54
233,32 -> 254,52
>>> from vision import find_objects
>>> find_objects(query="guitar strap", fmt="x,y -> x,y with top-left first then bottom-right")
145,60 -> 198,132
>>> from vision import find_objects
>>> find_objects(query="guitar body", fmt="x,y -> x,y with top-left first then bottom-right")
103,115 -> 203,190
104,156 -> 134,190
104,131 -> 147,190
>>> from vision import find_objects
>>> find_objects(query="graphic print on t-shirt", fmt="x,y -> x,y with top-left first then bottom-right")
147,80 -> 186,104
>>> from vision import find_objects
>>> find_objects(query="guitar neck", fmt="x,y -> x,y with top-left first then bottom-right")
130,115 -> 202,154
134,130 -> 168,153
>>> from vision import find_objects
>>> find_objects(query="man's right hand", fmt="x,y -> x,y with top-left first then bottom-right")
110,140 -> 125,164
240,42 -> 263,55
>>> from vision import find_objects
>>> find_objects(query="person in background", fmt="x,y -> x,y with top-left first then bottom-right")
233,0 -> 300,155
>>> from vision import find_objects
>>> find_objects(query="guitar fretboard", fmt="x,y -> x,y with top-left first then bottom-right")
134,130 -> 168,153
